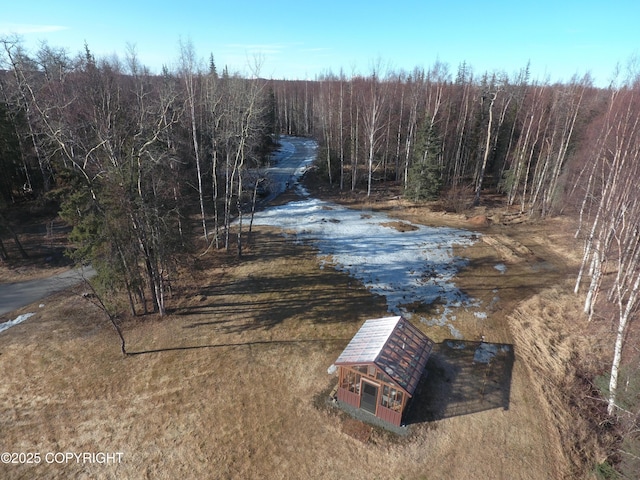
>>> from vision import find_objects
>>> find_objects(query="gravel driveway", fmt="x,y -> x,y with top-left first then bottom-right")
0,265 -> 95,316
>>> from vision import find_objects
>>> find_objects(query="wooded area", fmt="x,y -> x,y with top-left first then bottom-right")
0,37 -> 276,318
1,37 -> 640,474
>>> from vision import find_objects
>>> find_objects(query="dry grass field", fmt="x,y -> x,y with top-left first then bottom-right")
0,185 -> 615,479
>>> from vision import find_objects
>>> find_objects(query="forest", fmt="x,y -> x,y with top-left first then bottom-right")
1,37 -> 640,476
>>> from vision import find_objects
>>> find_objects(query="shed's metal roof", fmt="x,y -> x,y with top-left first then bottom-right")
334,316 -> 433,396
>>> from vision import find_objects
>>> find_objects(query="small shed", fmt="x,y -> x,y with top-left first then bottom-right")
332,316 -> 434,426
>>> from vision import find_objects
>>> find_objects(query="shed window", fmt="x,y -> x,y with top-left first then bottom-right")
341,369 -> 361,394
382,385 -> 403,411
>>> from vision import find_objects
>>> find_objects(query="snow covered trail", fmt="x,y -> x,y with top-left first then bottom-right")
255,137 -> 481,338
262,135 -> 317,201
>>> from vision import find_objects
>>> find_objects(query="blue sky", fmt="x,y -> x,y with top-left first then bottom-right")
1,0 -> 638,85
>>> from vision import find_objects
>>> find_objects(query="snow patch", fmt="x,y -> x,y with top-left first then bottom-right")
474,342 -> 498,363
494,263 -> 507,274
0,312 -> 36,334
252,194 -> 481,337
473,342 -> 511,363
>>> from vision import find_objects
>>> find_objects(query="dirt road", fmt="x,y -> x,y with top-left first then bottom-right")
0,265 -> 95,317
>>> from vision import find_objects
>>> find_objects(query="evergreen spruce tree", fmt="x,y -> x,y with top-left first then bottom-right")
406,121 -> 443,201
208,53 -> 218,79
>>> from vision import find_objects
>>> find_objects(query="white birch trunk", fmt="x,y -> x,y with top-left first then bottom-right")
608,271 -> 640,415
474,92 -> 496,205
584,250 -> 600,318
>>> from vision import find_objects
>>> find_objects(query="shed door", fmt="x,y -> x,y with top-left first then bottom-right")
360,381 -> 378,414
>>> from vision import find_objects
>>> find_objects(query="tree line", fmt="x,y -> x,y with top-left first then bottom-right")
271,61 -> 592,214
0,37 -> 275,317
2,37 -> 640,424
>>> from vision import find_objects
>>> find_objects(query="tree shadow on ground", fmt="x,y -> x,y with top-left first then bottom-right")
125,337 -> 350,356
175,270 -> 386,333
404,339 -> 515,424
169,230 -> 391,333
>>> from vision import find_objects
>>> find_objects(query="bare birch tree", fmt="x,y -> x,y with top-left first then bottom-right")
573,78 -> 640,415
362,70 -> 386,197
179,39 -> 208,243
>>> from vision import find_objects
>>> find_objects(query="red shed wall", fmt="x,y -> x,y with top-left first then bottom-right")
336,387 -> 360,408
376,404 -> 402,426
